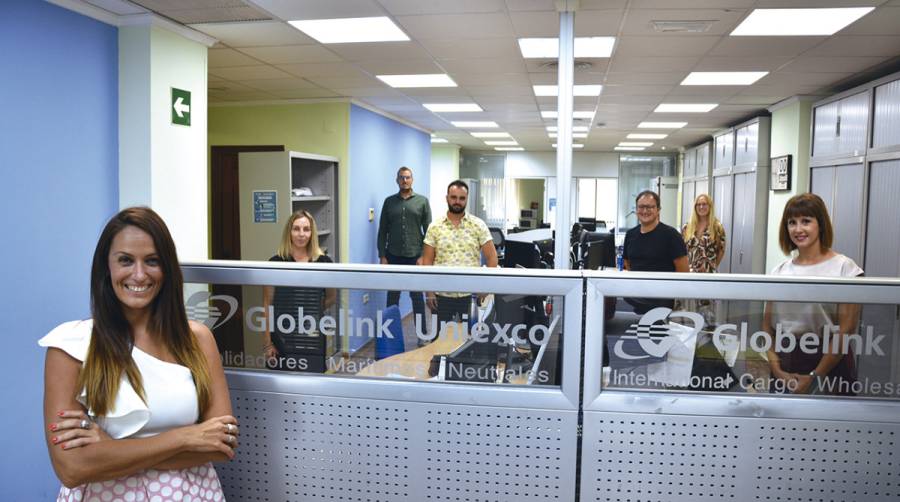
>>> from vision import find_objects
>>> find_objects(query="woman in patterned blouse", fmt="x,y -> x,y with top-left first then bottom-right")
682,194 -> 726,273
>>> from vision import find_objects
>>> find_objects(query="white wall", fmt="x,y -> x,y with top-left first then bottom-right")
119,21 -> 211,260
505,151 -> 619,178
430,144 -> 460,218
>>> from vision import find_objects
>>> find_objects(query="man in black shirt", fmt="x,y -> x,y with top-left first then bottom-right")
623,190 -> 688,313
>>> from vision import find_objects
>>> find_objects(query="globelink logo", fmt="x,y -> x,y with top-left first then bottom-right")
612,307 -> 705,360
185,292 -> 239,330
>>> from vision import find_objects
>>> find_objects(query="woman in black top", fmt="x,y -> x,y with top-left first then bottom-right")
263,210 -> 336,368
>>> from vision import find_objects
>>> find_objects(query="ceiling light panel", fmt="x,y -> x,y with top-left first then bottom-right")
533,85 -> 603,97
471,132 -> 512,138
495,147 -> 524,151
485,141 -> 519,146
549,133 -> 588,139
423,103 -> 483,112
518,37 -> 616,58
431,138 -> 449,143
638,122 -> 687,129
552,143 -> 585,148
730,8 -> 875,37
627,133 -> 668,139
681,72 -> 768,86
377,74 -> 457,88
288,17 -> 409,44
654,103 -> 718,113
451,121 -> 499,128
615,146 -> 645,151
619,142 -> 653,147
541,110 -> 596,119
547,126 -> 589,132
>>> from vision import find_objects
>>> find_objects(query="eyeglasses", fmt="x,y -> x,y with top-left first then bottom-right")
636,205 -> 658,211
695,203 -> 709,208
397,176 -> 412,180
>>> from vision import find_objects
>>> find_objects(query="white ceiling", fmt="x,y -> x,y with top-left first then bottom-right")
90,0 -> 900,152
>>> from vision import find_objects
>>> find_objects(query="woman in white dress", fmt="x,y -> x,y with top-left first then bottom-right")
41,207 -> 238,500
763,194 -> 863,395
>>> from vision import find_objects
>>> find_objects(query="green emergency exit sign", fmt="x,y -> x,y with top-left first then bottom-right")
171,88 -> 191,126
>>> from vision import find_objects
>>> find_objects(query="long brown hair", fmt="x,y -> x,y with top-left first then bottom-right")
683,194 -> 723,244
277,210 -> 324,261
79,207 -> 211,417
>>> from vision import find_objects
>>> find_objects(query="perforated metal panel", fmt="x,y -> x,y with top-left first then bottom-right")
581,411 -> 900,502
219,390 -> 577,501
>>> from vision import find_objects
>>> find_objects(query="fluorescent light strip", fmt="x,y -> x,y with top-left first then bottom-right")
533,85 -> 603,97
731,8 -> 875,36
431,138 -> 448,143
627,133 -> 668,139
495,147 -> 524,151
654,103 -> 718,113
619,142 -> 653,147
288,17 -> 409,44
549,133 -> 588,139
553,143 -> 584,148
451,121 -> 498,128
377,74 -> 457,88
423,103 -> 483,112
615,146 -> 645,151
518,37 -> 616,58
542,110 -> 596,119
547,126 -> 589,132
484,141 -> 518,146
638,122 -> 687,129
470,132 -> 511,138
681,72 -> 768,86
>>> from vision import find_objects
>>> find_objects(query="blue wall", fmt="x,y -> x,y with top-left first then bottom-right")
0,1 -> 118,498
348,105 -> 430,352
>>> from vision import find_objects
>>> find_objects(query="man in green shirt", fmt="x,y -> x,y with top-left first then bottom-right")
377,166 -> 432,325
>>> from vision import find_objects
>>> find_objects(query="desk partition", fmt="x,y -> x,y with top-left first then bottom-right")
582,271 -> 900,502
182,261 -> 583,502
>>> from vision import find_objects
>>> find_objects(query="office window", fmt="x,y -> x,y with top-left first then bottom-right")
577,177 -> 617,228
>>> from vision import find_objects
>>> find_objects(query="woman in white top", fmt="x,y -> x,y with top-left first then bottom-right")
763,194 -> 863,395
41,207 -> 238,500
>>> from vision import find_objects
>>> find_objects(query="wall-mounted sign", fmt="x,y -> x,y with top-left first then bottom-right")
253,190 -> 277,223
770,154 -> 792,191
171,87 -> 191,126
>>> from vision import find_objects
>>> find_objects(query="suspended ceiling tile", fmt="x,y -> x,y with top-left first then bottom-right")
249,0 -> 383,20
210,65 -> 294,80
238,45 -> 343,64
379,0 -> 507,15
708,37 -> 826,57
621,8 -> 745,36
399,87 -> 472,97
356,95 -> 417,107
804,36 -> 900,57
481,103 -> 540,113
524,59 -> 610,73
692,55 -> 793,71
756,72 -> 855,87
209,48 -> 263,67
237,77 -> 321,91
209,90 -> 279,101
305,75 -> 384,88
599,84 -> 673,96
665,85 -> 744,97
189,21 -> 315,47
143,6 -> 270,24
574,10 -> 626,35
395,13 -> 515,39
508,11 -> 558,37
839,6 -> 900,35
466,85 -> 538,97
753,0 -> 890,7
417,38 -> 521,59
326,42 -> 434,62
726,95 -> 787,105
580,0 -> 629,8
439,58 -> 529,75
609,56 -> 700,73
615,36 -> 721,57
779,56 -> 892,73
604,72 -> 688,85
504,0 -> 556,11
476,95 -> 543,105
268,88 -> 342,99
355,59 -> 444,75
452,73 -> 533,87
278,62 -> 372,78
630,0 -> 755,8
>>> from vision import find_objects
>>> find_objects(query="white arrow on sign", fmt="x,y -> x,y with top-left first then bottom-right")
173,97 -> 190,118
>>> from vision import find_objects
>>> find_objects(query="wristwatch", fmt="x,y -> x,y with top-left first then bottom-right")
808,370 -> 820,377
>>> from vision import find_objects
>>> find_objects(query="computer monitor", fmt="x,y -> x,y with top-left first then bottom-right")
585,232 -> 616,270
503,240 -> 542,269
520,209 -> 536,219
577,217 -> 597,232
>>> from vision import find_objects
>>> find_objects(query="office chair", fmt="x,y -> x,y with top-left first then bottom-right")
488,227 -> 505,261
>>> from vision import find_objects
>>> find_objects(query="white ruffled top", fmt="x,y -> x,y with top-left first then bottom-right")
39,320 -> 199,439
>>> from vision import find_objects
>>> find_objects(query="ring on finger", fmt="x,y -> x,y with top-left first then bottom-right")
226,434 -> 235,444
79,418 -> 91,430
226,423 -> 234,434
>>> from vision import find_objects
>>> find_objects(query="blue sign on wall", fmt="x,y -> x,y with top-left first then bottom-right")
253,190 -> 277,223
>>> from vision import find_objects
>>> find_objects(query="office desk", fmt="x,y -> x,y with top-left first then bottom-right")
356,326 -> 468,379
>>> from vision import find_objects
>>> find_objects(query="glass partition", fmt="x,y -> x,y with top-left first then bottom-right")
600,292 -> 900,399
182,266 -> 571,388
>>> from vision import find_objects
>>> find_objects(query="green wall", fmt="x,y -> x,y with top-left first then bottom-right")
208,102 -> 351,262
765,98 -> 813,272
517,178 -> 545,224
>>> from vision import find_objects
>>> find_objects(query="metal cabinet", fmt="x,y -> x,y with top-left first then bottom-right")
713,175 -> 734,273
873,78 -> 900,150
810,163 -> 865,265
714,130 -> 734,171
812,91 -> 870,158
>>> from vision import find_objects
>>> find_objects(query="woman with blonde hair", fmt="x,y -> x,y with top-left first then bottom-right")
40,207 -> 237,500
263,210 -> 337,370
682,193 -> 726,273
